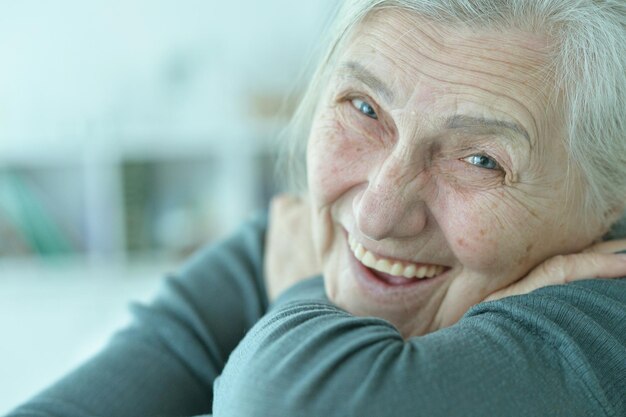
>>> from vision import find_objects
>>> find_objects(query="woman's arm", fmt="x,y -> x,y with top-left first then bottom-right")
6,212 -> 270,417
213,276 -> 626,417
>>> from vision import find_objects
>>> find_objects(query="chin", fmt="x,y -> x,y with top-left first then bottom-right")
321,231 -> 454,337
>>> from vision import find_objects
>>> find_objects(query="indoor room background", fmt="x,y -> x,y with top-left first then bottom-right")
0,0 -> 334,412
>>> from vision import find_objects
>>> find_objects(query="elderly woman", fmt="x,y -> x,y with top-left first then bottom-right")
7,1 -> 626,417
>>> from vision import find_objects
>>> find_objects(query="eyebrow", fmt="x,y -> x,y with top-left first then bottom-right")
339,61 -> 394,104
445,114 -> 531,143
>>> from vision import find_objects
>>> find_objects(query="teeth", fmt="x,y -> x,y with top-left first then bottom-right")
426,266 -> 435,278
355,244 -> 365,260
375,259 -> 392,274
347,234 -> 445,280
348,234 -> 357,251
403,264 -> 416,278
390,263 -> 403,276
361,251 -> 377,268
415,266 -> 427,278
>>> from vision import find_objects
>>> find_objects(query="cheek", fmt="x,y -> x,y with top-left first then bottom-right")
439,188 -> 534,273
307,116 -> 372,205
446,207 -> 500,268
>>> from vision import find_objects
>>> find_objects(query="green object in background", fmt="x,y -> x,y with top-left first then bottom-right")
122,161 -> 155,254
0,170 -> 74,256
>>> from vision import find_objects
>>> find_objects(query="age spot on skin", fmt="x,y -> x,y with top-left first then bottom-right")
517,254 -> 530,266
516,245 -> 535,266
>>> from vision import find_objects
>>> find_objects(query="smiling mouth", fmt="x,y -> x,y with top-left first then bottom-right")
348,234 -> 446,281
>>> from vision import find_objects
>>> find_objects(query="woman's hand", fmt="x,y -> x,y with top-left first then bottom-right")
484,239 -> 626,302
264,194 -> 321,302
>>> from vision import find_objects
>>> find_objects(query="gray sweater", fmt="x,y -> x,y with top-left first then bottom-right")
6,213 -> 626,417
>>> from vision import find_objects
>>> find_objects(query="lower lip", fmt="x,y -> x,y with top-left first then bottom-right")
346,241 -> 447,299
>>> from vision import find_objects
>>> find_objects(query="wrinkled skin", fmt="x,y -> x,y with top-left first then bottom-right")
306,10 -> 611,337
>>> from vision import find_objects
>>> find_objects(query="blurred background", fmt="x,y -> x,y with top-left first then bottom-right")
0,0 -> 334,412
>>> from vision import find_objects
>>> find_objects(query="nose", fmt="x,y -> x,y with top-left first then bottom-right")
355,154 -> 429,241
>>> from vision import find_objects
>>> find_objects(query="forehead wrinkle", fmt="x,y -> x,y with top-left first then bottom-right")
367,8 -> 550,65
352,27 -> 548,117
345,13 -> 548,146
353,39 -> 541,143
357,9 -> 552,102
390,33 -> 546,103
358,12 -> 551,99
365,13 -> 546,75
393,54 -> 540,140
339,26 -> 431,106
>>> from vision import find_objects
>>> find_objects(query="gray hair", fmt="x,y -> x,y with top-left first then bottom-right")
280,0 -> 626,236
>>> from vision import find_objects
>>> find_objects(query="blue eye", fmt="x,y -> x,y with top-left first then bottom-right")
351,98 -> 378,119
464,155 -> 500,170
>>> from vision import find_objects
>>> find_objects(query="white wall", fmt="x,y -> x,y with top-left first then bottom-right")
0,0 -> 335,154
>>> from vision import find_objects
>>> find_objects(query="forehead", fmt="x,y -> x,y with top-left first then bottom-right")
334,9 -> 556,142
341,9 -> 551,83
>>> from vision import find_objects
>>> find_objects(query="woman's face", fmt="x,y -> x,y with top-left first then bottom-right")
306,10 -> 603,338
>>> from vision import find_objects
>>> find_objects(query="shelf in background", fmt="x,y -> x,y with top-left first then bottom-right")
0,144 -> 281,266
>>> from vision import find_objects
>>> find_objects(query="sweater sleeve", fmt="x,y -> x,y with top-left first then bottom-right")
6,212 -> 269,417
213,276 -> 626,417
